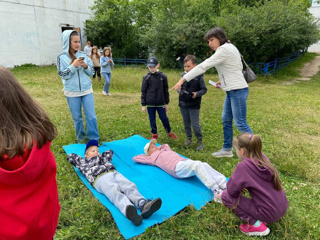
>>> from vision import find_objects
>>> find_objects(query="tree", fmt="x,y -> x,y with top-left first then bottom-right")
216,0 -> 319,63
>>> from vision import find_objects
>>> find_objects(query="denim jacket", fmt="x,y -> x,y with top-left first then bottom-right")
100,56 -> 114,73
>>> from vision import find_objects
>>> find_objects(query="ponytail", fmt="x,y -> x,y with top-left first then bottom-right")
233,133 -> 282,191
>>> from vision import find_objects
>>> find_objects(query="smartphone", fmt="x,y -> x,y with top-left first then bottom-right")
78,56 -> 85,60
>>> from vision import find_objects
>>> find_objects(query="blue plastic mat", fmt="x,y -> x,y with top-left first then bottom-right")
63,135 -> 215,239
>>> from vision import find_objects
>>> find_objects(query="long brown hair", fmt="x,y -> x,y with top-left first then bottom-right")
0,65 -> 57,159
102,47 -> 112,58
69,31 -> 79,64
233,133 -> 283,191
90,46 -> 100,59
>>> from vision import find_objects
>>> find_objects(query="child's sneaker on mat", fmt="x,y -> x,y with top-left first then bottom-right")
141,198 -> 162,219
168,132 -> 178,139
240,222 -> 270,236
152,134 -> 158,140
126,205 -> 143,226
213,188 -> 223,204
212,149 -> 233,158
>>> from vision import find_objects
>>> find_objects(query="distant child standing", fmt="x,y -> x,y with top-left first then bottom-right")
0,65 -> 60,240
100,47 -> 114,96
141,57 -> 177,140
214,133 -> 288,236
90,46 -> 101,81
133,138 -> 227,193
67,140 -> 162,226
84,40 -> 92,56
179,55 -> 207,150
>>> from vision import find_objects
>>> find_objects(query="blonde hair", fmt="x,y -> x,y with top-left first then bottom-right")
233,133 -> 282,191
103,47 -> 112,57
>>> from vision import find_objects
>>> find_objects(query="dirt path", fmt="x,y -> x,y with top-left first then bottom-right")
295,55 -> 320,81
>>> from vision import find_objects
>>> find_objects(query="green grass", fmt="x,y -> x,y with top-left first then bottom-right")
10,53 -> 320,239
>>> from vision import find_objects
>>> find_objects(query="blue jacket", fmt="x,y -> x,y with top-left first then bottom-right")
100,56 -> 114,73
57,30 -> 94,92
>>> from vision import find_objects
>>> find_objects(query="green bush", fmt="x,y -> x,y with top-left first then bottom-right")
216,0 -> 320,63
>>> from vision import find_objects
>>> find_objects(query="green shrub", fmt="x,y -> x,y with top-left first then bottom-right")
216,0 -> 320,63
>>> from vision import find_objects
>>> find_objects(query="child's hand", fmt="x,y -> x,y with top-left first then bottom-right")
80,61 -> 88,69
192,92 -> 197,98
165,105 -> 169,112
142,107 -> 147,112
215,81 -> 222,88
241,188 -> 247,195
73,58 -> 83,67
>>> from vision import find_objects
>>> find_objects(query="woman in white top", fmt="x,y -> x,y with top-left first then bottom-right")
172,27 -> 253,158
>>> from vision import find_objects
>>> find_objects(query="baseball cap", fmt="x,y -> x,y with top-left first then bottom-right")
85,139 -> 99,154
147,57 -> 158,67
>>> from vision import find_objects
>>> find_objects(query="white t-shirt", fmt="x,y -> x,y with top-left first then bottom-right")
84,45 -> 92,56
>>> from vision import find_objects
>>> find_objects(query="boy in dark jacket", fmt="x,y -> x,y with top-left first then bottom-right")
141,57 -> 177,140
67,140 -> 162,226
179,55 -> 207,150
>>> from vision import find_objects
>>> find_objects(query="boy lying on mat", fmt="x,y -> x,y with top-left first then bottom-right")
133,139 -> 226,195
67,139 -> 162,226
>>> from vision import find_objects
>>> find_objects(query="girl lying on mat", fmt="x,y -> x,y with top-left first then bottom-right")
67,139 -> 162,226
133,139 -> 227,194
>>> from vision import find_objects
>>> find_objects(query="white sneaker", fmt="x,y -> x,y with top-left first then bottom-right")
213,188 -> 223,204
107,92 -> 112,96
212,149 -> 233,158
102,91 -> 108,96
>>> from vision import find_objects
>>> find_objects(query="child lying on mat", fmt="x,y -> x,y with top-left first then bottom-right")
133,139 -> 227,194
67,139 -> 162,226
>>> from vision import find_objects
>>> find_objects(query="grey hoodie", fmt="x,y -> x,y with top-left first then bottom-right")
57,30 -> 94,92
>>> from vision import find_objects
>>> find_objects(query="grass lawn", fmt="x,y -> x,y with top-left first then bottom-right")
10,53 -> 320,239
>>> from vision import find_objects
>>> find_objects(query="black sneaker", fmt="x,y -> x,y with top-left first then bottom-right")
126,205 -> 143,226
141,198 -> 162,219
196,141 -> 203,151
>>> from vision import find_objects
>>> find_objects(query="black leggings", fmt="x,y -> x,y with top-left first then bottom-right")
93,67 -> 101,79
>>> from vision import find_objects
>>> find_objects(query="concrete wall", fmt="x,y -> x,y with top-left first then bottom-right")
0,0 -> 94,68
309,0 -> 320,52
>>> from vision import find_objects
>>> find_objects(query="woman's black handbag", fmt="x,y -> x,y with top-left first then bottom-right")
241,56 -> 257,83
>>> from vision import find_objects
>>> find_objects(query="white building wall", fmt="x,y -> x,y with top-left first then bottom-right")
0,0 -> 95,68
309,0 -> 320,52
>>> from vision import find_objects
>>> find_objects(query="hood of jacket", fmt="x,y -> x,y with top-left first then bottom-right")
242,155 -> 274,182
0,142 -> 52,186
61,29 -> 79,55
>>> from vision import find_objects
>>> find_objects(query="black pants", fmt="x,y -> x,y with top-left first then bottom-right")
147,106 -> 171,134
93,67 -> 101,79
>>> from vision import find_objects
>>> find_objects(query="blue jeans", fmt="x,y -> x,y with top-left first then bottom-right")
66,93 -> 100,142
147,106 -> 171,134
102,72 -> 111,93
222,88 -> 252,149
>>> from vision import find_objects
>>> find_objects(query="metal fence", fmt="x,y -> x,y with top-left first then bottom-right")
251,48 -> 307,76
112,48 -> 307,75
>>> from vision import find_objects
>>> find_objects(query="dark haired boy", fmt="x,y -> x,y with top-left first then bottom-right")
179,55 -> 207,150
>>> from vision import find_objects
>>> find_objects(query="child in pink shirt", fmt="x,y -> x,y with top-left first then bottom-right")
133,139 -> 226,193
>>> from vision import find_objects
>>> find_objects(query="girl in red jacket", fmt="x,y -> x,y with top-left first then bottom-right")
0,65 -> 60,240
